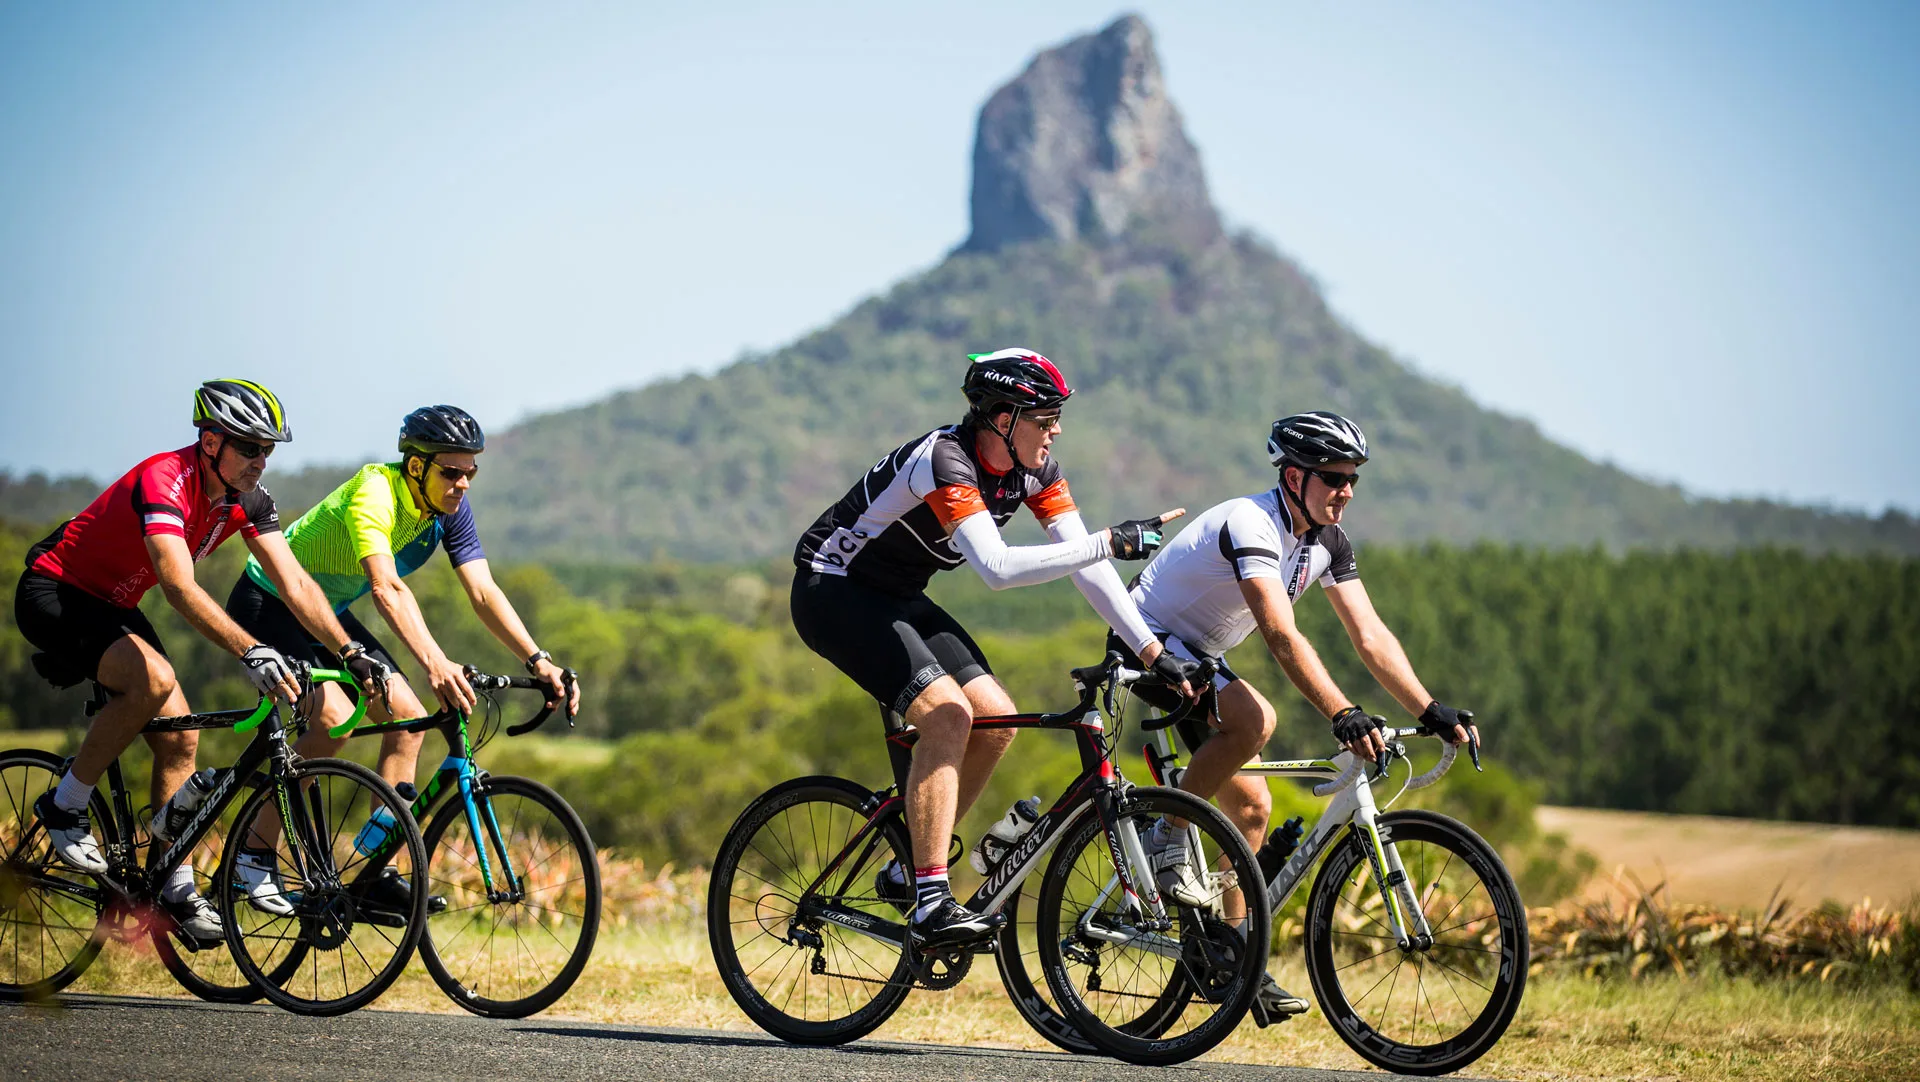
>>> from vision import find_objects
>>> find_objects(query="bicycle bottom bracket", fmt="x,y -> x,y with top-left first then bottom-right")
1180,915 -> 1247,1003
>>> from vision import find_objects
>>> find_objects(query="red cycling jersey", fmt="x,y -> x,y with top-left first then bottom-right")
29,446 -> 281,609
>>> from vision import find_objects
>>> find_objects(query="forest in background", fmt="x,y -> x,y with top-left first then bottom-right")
4,509 -> 1913,879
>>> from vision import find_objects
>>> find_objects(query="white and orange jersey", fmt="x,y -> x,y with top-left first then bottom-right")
795,425 -> 1076,597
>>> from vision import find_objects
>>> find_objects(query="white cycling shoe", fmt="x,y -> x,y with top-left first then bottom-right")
161,890 -> 226,945
1142,819 -> 1213,909
234,851 -> 297,916
33,792 -> 108,874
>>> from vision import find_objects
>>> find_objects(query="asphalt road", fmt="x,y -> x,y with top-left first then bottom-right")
1,996 -> 1421,1082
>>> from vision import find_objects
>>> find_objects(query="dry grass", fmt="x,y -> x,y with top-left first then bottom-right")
1538,805 -> 1920,912
46,854 -> 1920,1082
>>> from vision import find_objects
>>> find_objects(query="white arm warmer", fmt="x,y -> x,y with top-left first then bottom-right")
950,511 -> 1109,591
1044,512 -> 1159,655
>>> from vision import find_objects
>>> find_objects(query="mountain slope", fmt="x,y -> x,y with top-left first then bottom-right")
478,230 -> 1917,562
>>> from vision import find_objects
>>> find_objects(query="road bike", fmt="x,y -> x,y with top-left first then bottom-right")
336,665 -> 600,1018
1139,714 -> 1528,1075
0,661 -> 427,1016
707,653 -> 1269,1066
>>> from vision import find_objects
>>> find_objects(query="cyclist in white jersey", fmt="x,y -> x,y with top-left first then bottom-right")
1106,411 -> 1479,1025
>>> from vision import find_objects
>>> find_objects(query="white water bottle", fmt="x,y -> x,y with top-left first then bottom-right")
969,796 -> 1041,874
154,768 -> 217,842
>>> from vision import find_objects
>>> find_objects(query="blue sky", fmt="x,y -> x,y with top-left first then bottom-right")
3,2 -> 1915,513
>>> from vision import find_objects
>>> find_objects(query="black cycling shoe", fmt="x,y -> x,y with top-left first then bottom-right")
351,867 -> 447,923
907,898 -> 1006,951
873,863 -> 912,914
1249,972 -> 1310,1027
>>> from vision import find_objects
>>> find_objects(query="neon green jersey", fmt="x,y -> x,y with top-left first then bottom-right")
243,463 -> 487,613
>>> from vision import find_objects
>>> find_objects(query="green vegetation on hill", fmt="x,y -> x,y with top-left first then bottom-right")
470,234 -> 1918,562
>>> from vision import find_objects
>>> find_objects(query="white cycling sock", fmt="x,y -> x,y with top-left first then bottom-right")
53,771 -> 94,814
912,865 -> 952,923
159,863 -> 197,904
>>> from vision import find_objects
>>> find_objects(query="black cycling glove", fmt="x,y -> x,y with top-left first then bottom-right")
1329,705 -> 1383,746
1148,649 -> 1203,690
1418,701 -> 1473,743
1107,517 -> 1169,561
338,641 -> 393,708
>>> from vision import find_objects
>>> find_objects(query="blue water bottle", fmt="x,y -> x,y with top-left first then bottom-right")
353,807 -> 397,856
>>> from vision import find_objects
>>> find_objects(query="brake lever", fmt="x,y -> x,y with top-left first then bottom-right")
562,668 -> 579,727
1370,740 -> 1404,781
1460,709 -> 1483,771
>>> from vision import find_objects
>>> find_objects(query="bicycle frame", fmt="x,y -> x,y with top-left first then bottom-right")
788,676 -> 1175,955
1142,731 -> 1436,950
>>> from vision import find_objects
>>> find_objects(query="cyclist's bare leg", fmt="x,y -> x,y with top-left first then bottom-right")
953,675 -> 1017,822
286,674 -> 429,790
1178,680 -> 1276,848
69,635 -> 180,788
903,675 -> 974,872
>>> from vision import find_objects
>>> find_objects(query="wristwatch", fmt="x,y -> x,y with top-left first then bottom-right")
524,650 -> 551,675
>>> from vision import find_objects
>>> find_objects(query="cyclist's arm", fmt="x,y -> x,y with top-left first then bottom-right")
1324,579 -> 1433,717
147,533 -> 260,657
451,558 -> 579,713
1242,575 -> 1352,720
244,531 -> 357,654
948,511 -> 1109,590
363,551 -> 475,713
1039,511 -> 1164,664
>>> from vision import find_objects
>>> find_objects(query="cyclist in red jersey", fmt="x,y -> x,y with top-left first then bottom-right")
15,380 -> 390,943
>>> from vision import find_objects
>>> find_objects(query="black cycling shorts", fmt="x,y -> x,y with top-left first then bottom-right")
1104,629 -> 1240,755
226,574 -> 401,674
790,570 -> 993,720
14,569 -> 167,688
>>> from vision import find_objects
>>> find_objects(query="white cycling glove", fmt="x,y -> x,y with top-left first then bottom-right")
240,644 -> 297,699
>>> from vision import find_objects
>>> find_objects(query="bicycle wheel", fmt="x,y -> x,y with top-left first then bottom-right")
218,757 -> 426,1016
995,838 -> 1189,1054
1036,786 -> 1268,1066
419,774 -> 600,1018
0,749 -> 113,1001
1304,809 -> 1528,1076
708,776 -> 913,1045
151,768 -> 271,1003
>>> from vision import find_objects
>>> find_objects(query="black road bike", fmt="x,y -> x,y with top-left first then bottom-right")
0,663 -> 426,1016
338,665 -> 600,1018
708,653 -> 1270,1066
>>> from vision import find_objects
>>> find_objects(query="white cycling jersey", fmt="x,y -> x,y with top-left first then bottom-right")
1129,487 -> 1358,657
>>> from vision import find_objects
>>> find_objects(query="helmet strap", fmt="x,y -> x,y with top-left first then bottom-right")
406,452 -> 449,517
1281,466 -> 1323,531
200,432 -> 242,498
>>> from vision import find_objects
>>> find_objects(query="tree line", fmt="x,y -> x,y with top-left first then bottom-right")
3,514 -> 1914,865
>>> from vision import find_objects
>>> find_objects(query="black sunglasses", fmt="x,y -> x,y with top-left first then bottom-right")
224,437 -> 275,460
1304,466 -> 1359,490
436,463 -> 479,482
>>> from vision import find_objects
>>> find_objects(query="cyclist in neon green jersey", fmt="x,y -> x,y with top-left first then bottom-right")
223,405 -> 580,912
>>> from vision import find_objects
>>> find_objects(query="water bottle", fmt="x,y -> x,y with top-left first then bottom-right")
1257,815 -> 1306,883
352,783 -> 417,856
154,768 -> 217,842
969,796 -> 1041,874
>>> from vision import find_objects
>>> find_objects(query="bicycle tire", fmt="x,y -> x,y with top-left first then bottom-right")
1304,809 -> 1528,1076
996,844 -> 1189,1054
708,776 -> 913,1045
217,757 -> 427,1016
0,749 -> 113,1001
1036,786 -> 1268,1066
418,773 -> 601,1018
152,769 -> 304,1004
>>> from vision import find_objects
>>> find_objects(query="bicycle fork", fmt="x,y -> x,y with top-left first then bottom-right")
1348,795 -> 1433,950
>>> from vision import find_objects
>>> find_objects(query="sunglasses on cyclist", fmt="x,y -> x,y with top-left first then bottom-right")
223,437 -> 275,460
1021,411 -> 1063,429
1303,467 -> 1359,491
435,463 -> 479,482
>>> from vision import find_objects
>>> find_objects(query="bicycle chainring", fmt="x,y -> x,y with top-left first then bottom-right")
907,944 -> 974,989
1179,914 -> 1247,1003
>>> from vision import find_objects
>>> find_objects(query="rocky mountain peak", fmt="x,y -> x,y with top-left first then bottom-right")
963,14 -> 1222,253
